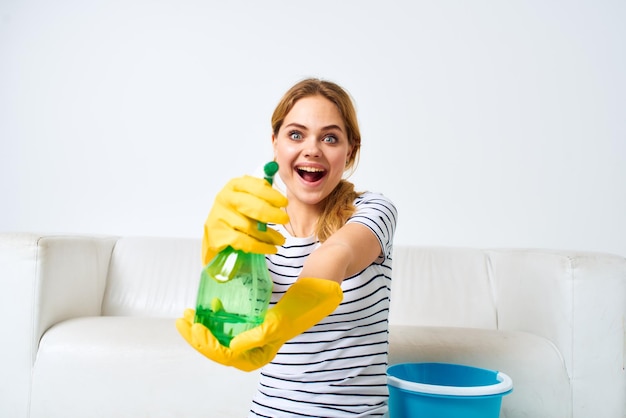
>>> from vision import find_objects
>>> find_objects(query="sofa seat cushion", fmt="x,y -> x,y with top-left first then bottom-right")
388,325 -> 572,418
30,317 -> 260,418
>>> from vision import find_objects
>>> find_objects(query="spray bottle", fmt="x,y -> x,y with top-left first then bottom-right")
194,162 -> 278,347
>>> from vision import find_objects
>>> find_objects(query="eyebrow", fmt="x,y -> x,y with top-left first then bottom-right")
284,122 -> 344,132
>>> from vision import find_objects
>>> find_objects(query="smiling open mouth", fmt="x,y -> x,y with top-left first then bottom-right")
297,166 -> 326,182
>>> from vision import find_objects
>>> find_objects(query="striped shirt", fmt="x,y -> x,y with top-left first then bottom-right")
249,191 -> 397,417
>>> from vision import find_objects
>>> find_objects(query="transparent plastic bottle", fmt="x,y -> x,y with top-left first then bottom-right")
194,162 -> 278,347
194,246 -> 273,347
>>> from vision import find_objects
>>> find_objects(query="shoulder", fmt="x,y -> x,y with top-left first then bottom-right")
348,191 -> 398,260
354,191 -> 398,218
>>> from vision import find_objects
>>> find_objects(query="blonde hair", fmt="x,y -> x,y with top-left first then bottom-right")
271,78 -> 362,242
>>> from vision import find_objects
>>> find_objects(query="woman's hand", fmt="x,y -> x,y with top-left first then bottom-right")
176,277 -> 343,371
202,176 -> 289,264
175,308 -> 280,372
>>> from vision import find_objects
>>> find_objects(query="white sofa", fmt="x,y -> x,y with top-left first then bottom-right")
1,233 -> 625,417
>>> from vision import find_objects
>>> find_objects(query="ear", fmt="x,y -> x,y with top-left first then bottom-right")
272,133 -> 278,159
346,145 -> 354,165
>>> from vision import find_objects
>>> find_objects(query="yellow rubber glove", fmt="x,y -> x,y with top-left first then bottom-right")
176,277 -> 343,371
230,277 -> 343,352
202,175 -> 289,265
176,308 -> 279,372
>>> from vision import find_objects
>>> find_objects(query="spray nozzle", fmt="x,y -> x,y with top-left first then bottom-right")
263,161 -> 279,186
257,161 -> 279,231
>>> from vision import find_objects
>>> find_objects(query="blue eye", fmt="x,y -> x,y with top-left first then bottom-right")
289,131 -> 302,140
323,135 -> 338,144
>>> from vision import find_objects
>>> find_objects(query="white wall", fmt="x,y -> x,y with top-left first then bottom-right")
1,0 -> 625,256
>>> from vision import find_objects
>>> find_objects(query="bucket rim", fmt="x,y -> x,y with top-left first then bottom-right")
387,362 -> 513,397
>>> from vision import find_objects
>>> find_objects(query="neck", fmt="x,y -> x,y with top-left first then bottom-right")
285,205 -> 319,238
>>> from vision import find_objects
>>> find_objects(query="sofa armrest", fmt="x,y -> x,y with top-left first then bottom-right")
0,233 -> 117,417
490,249 -> 626,416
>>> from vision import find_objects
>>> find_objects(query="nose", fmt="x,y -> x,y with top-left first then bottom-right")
303,137 -> 322,158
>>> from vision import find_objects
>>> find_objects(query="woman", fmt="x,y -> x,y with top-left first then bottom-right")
177,78 -> 398,417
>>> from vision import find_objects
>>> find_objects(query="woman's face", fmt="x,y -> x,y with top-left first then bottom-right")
272,95 -> 353,208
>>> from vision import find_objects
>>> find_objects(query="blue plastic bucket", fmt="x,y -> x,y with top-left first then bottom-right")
387,363 -> 513,418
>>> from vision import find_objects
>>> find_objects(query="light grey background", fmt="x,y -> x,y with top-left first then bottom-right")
1,0 -> 625,256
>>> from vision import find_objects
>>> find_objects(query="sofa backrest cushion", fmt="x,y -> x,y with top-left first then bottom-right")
102,237 -> 202,317
389,246 -> 498,329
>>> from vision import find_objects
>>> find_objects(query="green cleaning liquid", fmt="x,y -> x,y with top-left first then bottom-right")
194,307 -> 265,347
